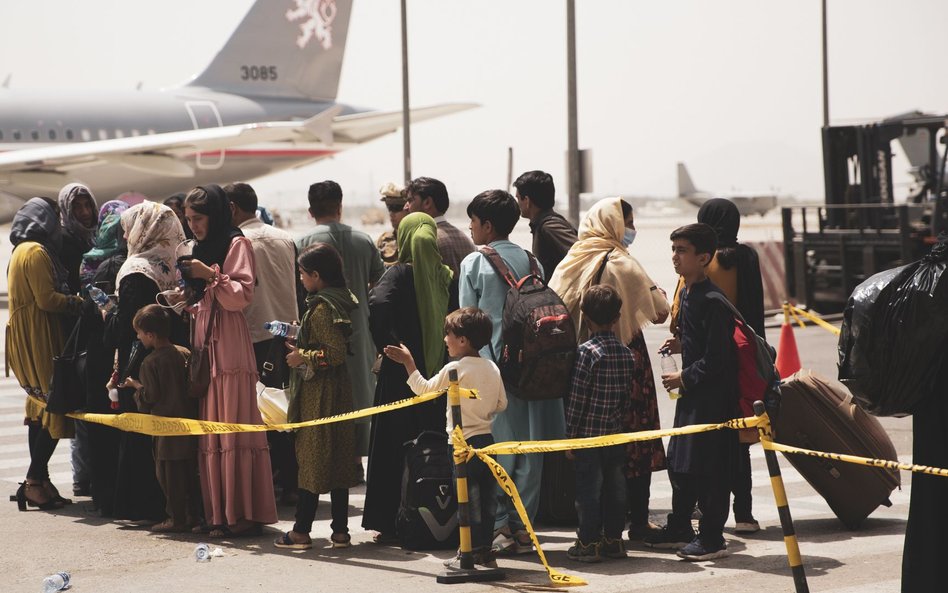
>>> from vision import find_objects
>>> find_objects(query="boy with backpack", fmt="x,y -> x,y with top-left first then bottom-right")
458,189 -> 568,555
565,285 -> 634,562
645,223 -> 739,561
385,307 -> 507,567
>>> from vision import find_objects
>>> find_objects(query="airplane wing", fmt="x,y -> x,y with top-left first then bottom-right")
0,102 -> 477,181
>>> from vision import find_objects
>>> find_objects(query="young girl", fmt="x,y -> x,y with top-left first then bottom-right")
275,242 -> 360,549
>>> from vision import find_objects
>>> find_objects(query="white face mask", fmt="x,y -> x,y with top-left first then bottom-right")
622,228 -> 637,247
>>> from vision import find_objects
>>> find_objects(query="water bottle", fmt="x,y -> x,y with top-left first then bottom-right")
86,284 -> 114,313
659,349 -> 682,400
263,321 -> 300,340
195,543 -> 211,562
41,572 -> 70,593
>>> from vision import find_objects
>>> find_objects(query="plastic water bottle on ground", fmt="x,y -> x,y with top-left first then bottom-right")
41,572 -> 70,593
659,348 -> 682,400
195,543 -> 211,562
263,321 -> 300,340
86,285 -> 114,314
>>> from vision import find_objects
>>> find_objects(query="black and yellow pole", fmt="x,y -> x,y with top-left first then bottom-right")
754,400 -> 809,593
437,369 -> 503,584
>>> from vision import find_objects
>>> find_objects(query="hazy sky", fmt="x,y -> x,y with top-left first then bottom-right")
1,0 -> 947,206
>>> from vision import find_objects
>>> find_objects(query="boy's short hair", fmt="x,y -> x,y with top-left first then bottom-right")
406,177 -> 449,214
670,223 -> 718,258
133,304 -> 171,339
443,307 -> 493,351
513,170 -> 555,210
581,285 -> 623,326
308,180 -> 343,218
466,190 -> 520,238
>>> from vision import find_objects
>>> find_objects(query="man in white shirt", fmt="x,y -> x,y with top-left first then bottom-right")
225,182 -> 300,501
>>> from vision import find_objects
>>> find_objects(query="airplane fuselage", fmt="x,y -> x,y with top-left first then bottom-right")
0,88 -> 360,202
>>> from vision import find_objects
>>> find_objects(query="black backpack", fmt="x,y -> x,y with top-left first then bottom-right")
479,246 -> 577,400
396,431 -> 459,550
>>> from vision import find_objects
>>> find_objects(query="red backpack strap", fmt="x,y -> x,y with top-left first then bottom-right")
525,251 -> 543,282
478,246 -> 518,288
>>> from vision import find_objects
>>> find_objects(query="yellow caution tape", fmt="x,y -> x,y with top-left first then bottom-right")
28,386 -> 477,436
787,305 -> 842,337
450,427 -> 586,587
783,302 -> 807,329
763,439 -> 948,477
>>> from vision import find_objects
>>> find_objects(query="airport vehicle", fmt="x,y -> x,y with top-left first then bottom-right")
0,0 -> 473,220
782,112 -> 948,311
676,162 -> 782,216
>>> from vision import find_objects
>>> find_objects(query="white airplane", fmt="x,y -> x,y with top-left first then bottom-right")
677,162 -> 783,217
0,0 -> 474,221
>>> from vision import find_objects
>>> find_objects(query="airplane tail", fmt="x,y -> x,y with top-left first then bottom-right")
677,162 -> 698,197
187,0 -> 353,101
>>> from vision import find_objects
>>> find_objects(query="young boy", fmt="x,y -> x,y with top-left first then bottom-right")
458,189 -> 565,555
384,307 -> 507,568
123,304 -> 200,532
644,223 -> 739,561
564,285 -> 634,563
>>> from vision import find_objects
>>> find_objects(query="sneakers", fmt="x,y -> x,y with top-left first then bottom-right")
677,536 -> 729,561
443,548 -> 498,569
643,524 -> 696,550
734,518 -> 761,534
492,526 -> 534,555
567,540 -> 601,563
599,537 -> 627,559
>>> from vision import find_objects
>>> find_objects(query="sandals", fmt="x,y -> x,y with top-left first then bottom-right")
331,533 -> 351,548
372,531 -> 398,545
274,531 -> 312,550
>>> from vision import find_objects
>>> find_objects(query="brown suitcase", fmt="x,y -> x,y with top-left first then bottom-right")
773,369 -> 900,529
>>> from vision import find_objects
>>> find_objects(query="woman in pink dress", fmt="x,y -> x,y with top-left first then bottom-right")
180,184 -> 278,537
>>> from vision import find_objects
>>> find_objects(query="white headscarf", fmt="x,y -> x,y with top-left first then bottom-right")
57,183 -> 98,250
115,202 -> 186,293
548,198 -> 669,344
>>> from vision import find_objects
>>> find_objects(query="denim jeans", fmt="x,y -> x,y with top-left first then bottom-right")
459,433 -> 498,551
573,444 -> 627,544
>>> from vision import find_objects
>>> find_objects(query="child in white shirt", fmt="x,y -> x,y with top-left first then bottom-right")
385,306 -> 507,567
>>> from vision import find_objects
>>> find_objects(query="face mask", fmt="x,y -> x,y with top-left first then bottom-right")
622,228 -> 637,247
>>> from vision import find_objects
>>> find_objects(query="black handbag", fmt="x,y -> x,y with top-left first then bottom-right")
189,300 -> 218,399
47,318 -> 88,415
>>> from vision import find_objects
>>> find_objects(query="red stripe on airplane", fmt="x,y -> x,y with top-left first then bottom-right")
187,149 -> 338,158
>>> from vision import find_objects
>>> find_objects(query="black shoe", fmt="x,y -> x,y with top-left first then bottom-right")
599,536 -> 627,559
643,524 -> 695,550
677,536 -> 729,561
73,482 -> 92,497
567,539 -> 601,563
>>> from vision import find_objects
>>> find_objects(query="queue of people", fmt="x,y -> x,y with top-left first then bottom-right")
5,173 -> 765,568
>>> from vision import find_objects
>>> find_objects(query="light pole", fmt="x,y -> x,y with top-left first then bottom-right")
401,0 -> 412,184
566,0 -> 580,228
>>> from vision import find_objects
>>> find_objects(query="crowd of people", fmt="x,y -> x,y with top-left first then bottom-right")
6,171 -> 766,567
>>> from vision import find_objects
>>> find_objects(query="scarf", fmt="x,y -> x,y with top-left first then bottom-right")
116,202 -> 185,293
57,183 -> 98,251
10,197 -> 71,294
548,198 -> 669,344
397,213 -> 452,376
80,200 -> 129,285
190,184 -> 243,269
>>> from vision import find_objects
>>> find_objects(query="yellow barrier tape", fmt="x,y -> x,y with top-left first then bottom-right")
787,305 -> 841,337
763,439 -> 948,477
28,386 -> 476,436
449,427 -> 586,587
784,302 -> 807,329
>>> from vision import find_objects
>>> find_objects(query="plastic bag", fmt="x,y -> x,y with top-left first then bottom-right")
838,234 -> 948,416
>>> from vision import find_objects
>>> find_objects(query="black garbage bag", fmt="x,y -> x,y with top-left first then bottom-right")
838,233 -> 948,416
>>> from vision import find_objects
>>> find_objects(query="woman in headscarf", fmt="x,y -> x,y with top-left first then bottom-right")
362,212 -> 452,543
7,198 -> 84,510
178,184 -> 277,537
75,199 -> 130,515
548,197 -> 671,540
106,201 -> 186,523
58,183 -> 98,294
668,198 -> 765,534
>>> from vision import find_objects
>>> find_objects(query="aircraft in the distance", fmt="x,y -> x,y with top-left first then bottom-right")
677,162 -> 785,216
0,0 -> 474,220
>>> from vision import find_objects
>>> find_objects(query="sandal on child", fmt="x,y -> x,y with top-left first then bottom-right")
330,532 -> 351,548
372,532 -> 398,545
274,532 -> 312,550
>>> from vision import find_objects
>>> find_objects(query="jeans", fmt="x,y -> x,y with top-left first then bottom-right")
71,421 -> 91,487
573,444 -> 627,544
668,471 -> 730,542
459,434 -> 498,551
293,488 -> 349,535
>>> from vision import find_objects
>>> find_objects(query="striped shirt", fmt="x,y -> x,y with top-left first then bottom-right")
566,331 -> 636,438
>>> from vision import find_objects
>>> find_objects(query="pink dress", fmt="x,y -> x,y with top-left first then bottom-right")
192,237 -> 278,526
